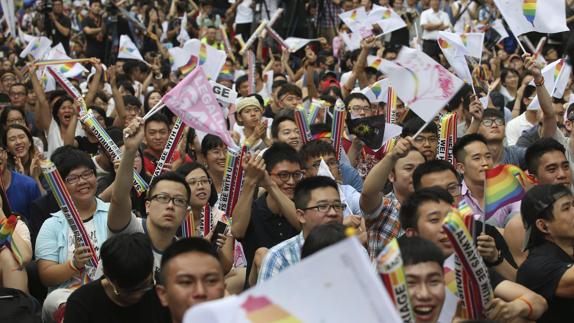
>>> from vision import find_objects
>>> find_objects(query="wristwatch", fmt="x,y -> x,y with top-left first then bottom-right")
485,249 -> 503,267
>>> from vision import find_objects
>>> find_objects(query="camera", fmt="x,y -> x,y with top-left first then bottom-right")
104,1 -> 119,15
37,0 -> 53,13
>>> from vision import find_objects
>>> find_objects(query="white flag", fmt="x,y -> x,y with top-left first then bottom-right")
380,47 -> 464,122
338,7 -> 368,33
0,0 -> 16,38
528,59 -> 570,110
438,32 -> 473,84
20,36 -> 52,60
44,44 -> 87,78
458,33 -> 484,59
183,238 -> 402,323
370,6 -> 407,35
361,78 -> 389,103
491,19 -> 509,41
168,39 -> 227,80
340,32 -> 361,51
118,35 -> 146,63
284,37 -> 318,53
177,13 -> 191,44
493,0 -> 568,36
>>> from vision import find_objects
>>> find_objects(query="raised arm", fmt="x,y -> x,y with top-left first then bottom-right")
262,172 -> 300,230
360,137 -> 413,215
84,58 -> 102,107
523,53 -> 557,139
230,155 -> 265,239
29,64 -> 52,132
108,117 -> 144,231
108,66 -> 127,127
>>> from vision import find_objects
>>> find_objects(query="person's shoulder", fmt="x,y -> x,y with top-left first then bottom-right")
11,171 -> 36,184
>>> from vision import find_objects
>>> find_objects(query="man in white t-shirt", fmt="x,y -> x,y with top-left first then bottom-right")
420,0 -> 451,61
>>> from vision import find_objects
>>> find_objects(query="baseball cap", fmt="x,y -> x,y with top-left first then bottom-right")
521,184 -> 572,251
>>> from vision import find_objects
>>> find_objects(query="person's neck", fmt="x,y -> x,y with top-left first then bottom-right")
271,102 -> 281,114
146,217 -> 176,252
548,238 -> 574,258
525,110 -> 538,124
192,206 -> 202,220
393,188 -> 408,205
243,126 -> 255,139
506,86 -> 518,97
465,179 -> 485,209
256,79 -> 263,93
487,141 -> 504,164
75,198 -> 97,220
208,170 -> 223,194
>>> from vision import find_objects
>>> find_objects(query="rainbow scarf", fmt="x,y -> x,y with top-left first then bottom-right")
218,146 -> 248,219
79,110 -> 148,195
150,117 -> 185,183
484,164 -> 534,219
377,239 -> 415,323
331,103 -> 347,161
437,113 -> 457,165
0,215 -> 24,267
443,210 -> 493,319
41,160 -> 99,267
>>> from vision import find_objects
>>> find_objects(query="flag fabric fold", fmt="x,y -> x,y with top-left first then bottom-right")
493,0 -> 568,36
484,164 -> 535,219
118,35 -> 147,63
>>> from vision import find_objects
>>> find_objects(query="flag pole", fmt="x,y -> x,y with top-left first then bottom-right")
413,118 -> 433,139
482,168 -> 487,235
513,34 -> 527,54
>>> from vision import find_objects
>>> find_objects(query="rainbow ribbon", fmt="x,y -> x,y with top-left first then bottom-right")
377,239 -> 415,323
443,210 -> 493,319
0,215 -> 24,267
79,110 -> 148,195
150,117 -> 185,184
247,51 -> 256,94
386,86 -> 397,124
437,112 -> 457,166
41,160 -> 99,267
294,107 -> 312,144
46,66 -> 87,112
181,204 -> 213,238
218,145 -> 248,219
331,101 -> 347,161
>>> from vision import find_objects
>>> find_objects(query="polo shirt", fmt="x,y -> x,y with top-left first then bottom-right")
517,241 -> 574,323
239,193 -> 299,286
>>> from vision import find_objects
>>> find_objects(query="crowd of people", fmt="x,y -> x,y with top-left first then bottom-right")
1,0 -> 574,322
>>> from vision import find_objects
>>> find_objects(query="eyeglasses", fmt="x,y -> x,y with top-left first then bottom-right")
311,159 -> 339,169
301,202 -> 347,213
349,105 -> 372,113
445,183 -> 462,197
149,193 -> 189,207
481,118 -> 504,127
187,177 -> 212,187
270,171 -> 305,182
9,92 -> 26,97
414,135 -> 438,145
65,169 -> 95,185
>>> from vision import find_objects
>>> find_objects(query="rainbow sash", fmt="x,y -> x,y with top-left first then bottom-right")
0,215 -> 23,266
218,146 -> 248,219
437,112 -> 457,165
150,117 -> 185,183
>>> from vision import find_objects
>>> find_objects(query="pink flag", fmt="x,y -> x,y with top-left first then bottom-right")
163,67 -> 236,148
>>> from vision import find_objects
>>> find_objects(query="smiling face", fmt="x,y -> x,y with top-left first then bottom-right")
205,145 -> 227,175
148,92 -> 162,109
534,150 -> 571,186
405,262 -> 445,323
145,120 -> 169,154
457,141 -> 493,184
185,168 -> 212,208
407,200 -> 453,256
6,128 -> 31,161
64,166 -> 97,205
276,120 -> 302,151
269,161 -> 303,199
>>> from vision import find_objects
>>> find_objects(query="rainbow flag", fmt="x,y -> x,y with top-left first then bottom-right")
241,295 -> 301,322
484,164 -> 534,218
0,215 -> 23,266
554,59 -> 564,82
179,55 -> 198,76
523,0 -> 537,25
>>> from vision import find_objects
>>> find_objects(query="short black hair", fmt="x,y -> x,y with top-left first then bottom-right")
525,138 -> 566,175
147,171 -> 191,203
51,146 -> 97,179
262,142 -> 302,173
235,74 -> 249,91
101,233 -> 154,289
272,80 -> 287,92
294,176 -> 338,210
0,105 -> 26,127
413,160 -> 460,191
481,108 -> 505,124
401,116 -> 438,137
343,92 -> 370,107
271,109 -> 295,139
201,134 -> 225,157
277,83 -> 302,100
398,236 -> 445,267
299,140 -> 336,166
144,112 -> 169,129
158,237 -> 221,284
175,162 -> 218,206
452,133 -> 488,162
399,187 -> 453,231
301,222 -> 347,259
123,95 -> 142,108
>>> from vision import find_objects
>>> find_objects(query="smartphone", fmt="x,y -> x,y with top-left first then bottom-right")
210,221 -> 228,249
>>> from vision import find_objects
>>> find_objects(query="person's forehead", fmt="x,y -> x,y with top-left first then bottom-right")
554,195 -> 574,211
464,141 -> 488,154
146,121 -> 168,130
420,170 -> 458,186
151,180 -> 187,195
270,160 -> 300,172
397,150 -> 425,166
309,186 -> 340,202
68,166 -> 92,175
539,150 -> 567,166
418,200 -> 450,216
348,98 -> 369,106
7,128 -> 26,137
167,252 -> 222,275
404,262 -> 444,278
278,120 -> 297,130
186,167 -> 208,179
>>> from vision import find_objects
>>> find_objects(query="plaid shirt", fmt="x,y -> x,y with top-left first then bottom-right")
257,232 -> 305,283
317,1 -> 342,28
365,192 -> 403,260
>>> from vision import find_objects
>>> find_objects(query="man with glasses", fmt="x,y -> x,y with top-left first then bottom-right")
8,83 -> 28,109
231,142 -> 303,287
276,83 -> 303,111
64,233 -> 170,322
402,118 -> 439,161
108,117 -> 191,278
258,176 -> 344,282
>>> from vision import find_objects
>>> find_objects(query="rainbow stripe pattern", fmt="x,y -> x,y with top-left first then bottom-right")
370,58 -> 382,70
331,102 -> 347,161
377,239 -> 415,322
351,10 -> 358,21
443,210 -> 492,319
485,164 -> 533,218
383,9 -> 392,19
179,55 -> 198,76
181,205 -> 212,238
386,86 -> 397,124
0,215 -> 23,266
41,160 -> 99,267
438,37 -> 450,49
150,117 -> 185,183
371,82 -> 383,99
437,113 -> 457,166
554,59 -> 565,82
523,0 -> 536,25
294,107 -> 312,144
218,146 -> 248,219
79,110 -> 148,195
241,295 -> 301,322
47,66 -> 87,112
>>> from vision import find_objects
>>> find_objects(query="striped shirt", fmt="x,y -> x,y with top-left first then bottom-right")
257,232 -> 305,283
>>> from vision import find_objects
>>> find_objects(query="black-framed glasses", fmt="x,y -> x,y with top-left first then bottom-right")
301,202 -> 347,213
481,118 -> 504,127
270,171 -> 305,182
65,169 -> 95,185
149,193 -> 189,207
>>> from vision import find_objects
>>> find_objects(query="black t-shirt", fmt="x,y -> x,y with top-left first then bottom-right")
82,16 -> 106,61
47,14 -> 72,53
474,221 -> 518,268
75,136 -> 100,156
517,241 -> 574,323
238,194 -> 299,286
64,278 -> 171,323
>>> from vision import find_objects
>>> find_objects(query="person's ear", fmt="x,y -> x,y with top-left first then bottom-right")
455,162 -> 465,175
535,219 -> 549,234
405,228 -> 417,237
297,209 -> 306,226
155,285 -> 169,307
388,170 -> 396,184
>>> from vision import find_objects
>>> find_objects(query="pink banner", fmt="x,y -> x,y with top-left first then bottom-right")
163,67 -> 236,149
